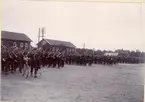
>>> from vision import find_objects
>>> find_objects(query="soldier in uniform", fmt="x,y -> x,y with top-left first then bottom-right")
1,53 -> 7,74
29,52 -> 35,76
52,54 -> 57,68
29,51 -> 39,78
6,51 -> 13,74
41,52 -> 45,67
88,56 -> 93,66
58,54 -> 65,68
35,53 -> 41,77
11,52 -> 18,73
57,54 -> 61,68
18,52 -> 24,73
1,46 -> 12,75
61,56 -> 65,67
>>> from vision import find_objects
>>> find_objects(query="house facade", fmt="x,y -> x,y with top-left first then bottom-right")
37,39 -> 76,53
1,31 -> 32,50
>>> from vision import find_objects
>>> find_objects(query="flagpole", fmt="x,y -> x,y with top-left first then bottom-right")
38,28 -> 41,43
83,43 -> 85,49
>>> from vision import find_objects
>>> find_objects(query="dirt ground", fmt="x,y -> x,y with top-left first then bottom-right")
1,64 -> 144,102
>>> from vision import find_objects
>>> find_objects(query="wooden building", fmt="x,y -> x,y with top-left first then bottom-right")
37,39 -> 76,53
1,31 -> 32,49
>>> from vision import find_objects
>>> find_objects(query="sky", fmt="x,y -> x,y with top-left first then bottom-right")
2,0 -> 145,51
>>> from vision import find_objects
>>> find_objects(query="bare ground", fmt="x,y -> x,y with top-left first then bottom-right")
1,64 -> 144,102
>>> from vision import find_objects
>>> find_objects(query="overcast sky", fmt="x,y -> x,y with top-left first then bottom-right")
2,0 -> 145,51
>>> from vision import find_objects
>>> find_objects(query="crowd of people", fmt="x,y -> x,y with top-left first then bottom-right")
1,45 -> 65,77
1,45 -> 144,78
1,45 -> 94,77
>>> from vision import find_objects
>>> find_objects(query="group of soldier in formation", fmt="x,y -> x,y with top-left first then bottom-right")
1,45 -> 144,78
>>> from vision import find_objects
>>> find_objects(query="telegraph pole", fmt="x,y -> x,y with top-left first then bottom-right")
83,43 -> 85,49
38,28 -> 41,43
42,27 -> 45,40
83,43 -> 86,55
38,27 -> 46,43
93,48 -> 95,55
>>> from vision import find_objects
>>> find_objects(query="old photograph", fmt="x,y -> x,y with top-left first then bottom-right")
1,0 -> 145,102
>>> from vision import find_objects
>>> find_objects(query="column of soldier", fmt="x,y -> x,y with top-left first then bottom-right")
1,45 -> 67,77
1,45 -> 110,77
1,44 -> 143,77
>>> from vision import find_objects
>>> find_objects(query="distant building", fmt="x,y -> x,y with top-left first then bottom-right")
1,31 -> 32,49
76,48 -> 94,56
37,39 -> 76,53
115,49 -> 130,57
104,52 -> 118,56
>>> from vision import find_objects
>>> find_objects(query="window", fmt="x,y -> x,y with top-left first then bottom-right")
53,47 -> 56,52
54,47 -> 56,52
55,47 -> 57,51
20,43 -> 24,48
25,43 -> 28,48
67,48 -> 69,53
50,47 -> 52,51
73,49 -> 75,52
71,49 -> 73,52
69,48 -> 71,52
13,42 -> 17,47
57,47 -> 59,51
67,48 -> 69,52
52,47 -> 54,52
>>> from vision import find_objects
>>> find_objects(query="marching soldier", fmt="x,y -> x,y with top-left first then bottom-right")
29,52 -> 35,77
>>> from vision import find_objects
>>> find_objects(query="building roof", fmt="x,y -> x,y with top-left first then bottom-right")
1,31 -> 32,42
41,38 -> 76,48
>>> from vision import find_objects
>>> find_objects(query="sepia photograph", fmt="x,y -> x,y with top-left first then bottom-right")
1,0 -> 145,102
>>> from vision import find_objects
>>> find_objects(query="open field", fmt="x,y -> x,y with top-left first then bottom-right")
1,64 -> 144,102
